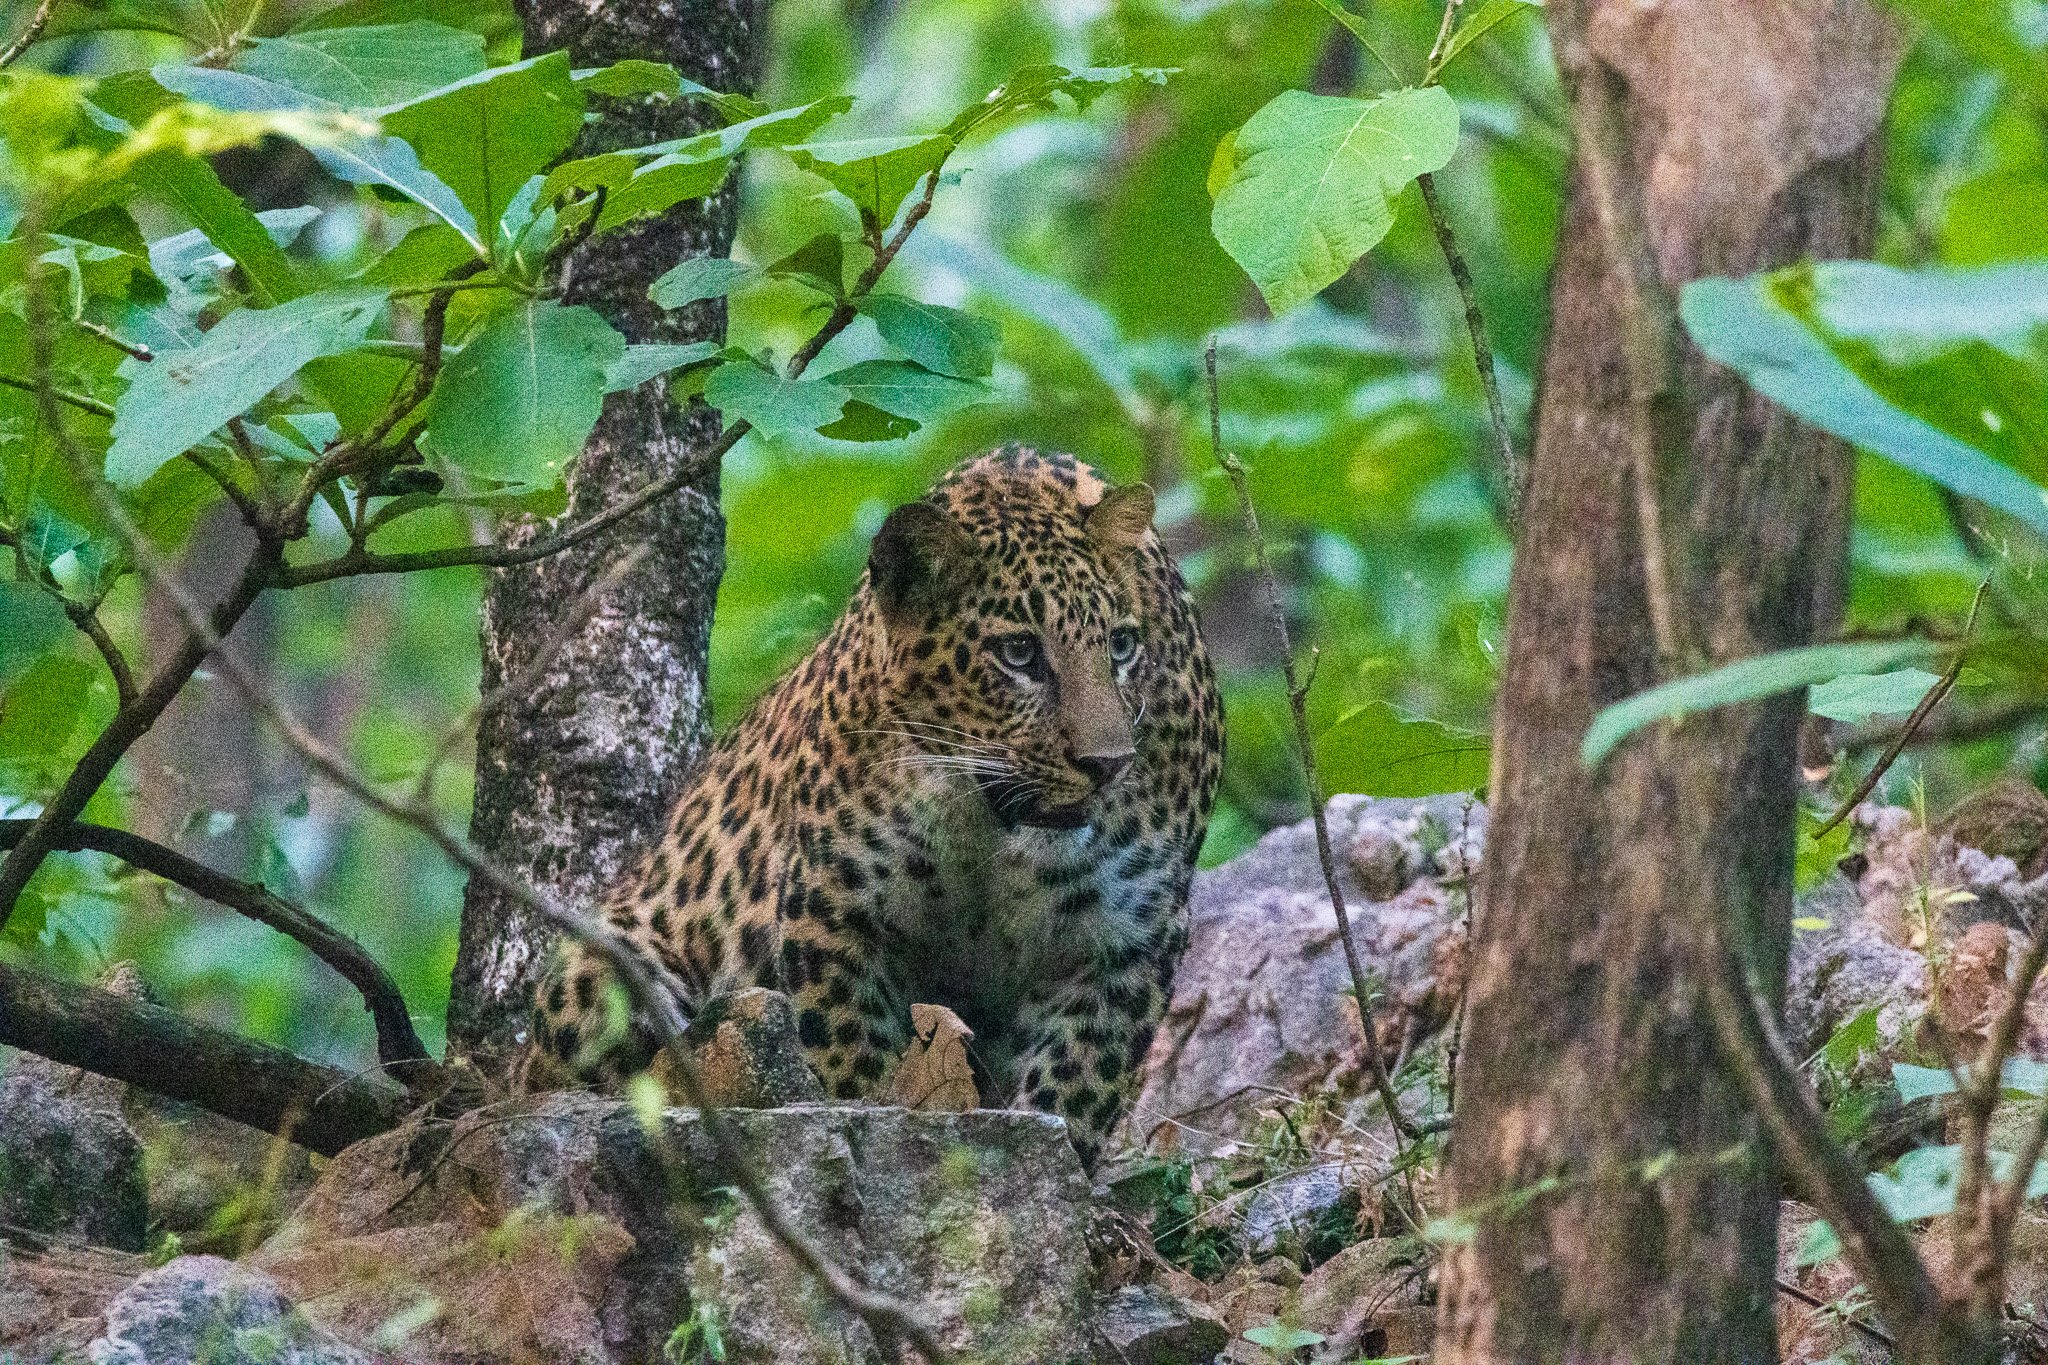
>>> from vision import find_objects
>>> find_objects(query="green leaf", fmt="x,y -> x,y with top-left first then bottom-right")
107,288 -> 390,486
1894,1058 -> 2048,1104
702,360 -> 850,437
1211,86 -> 1459,315
425,299 -> 624,488
819,360 -> 991,424
233,23 -> 487,107
1581,639 -> 1946,768
1242,1322 -> 1325,1350
574,60 -> 681,99
604,342 -> 720,393
1681,276 -> 2048,542
1807,668 -> 1944,724
1816,1007 -> 1879,1074
1431,0 -> 1545,81
0,580 -> 70,687
1318,700 -> 1490,798
783,134 -> 952,226
1786,259 -> 2048,367
0,656 -> 96,772
856,295 -> 997,379
946,65 -> 1173,140
380,51 -> 586,250
650,256 -> 759,309
765,232 -> 844,297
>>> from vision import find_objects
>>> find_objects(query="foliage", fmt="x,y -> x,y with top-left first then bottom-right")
0,0 -> 2041,1089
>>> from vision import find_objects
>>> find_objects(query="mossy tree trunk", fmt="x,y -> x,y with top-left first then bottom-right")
445,0 -> 761,1066
1434,2 -> 1900,1358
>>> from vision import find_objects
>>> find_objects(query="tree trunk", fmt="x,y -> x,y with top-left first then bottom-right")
1435,4 -> 1900,1360
445,0 -> 760,1065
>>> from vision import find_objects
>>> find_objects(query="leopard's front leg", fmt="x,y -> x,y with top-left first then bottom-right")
773,852 -> 914,1100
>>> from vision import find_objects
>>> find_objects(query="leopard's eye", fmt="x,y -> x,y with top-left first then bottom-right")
1108,625 -> 1140,665
995,633 -> 1043,675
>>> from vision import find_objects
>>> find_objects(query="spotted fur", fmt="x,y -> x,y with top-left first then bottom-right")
533,446 -> 1225,1166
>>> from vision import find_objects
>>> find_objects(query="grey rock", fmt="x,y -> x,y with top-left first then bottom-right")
254,1092 -> 1094,1364
1092,1284 -> 1226,1365
1241,1166 -> 1348,1258
0,1047 -> 148,1251
1785,873 -> 1926,1061
89,1256 -> 366,1365
1125,795 -> 1483,1153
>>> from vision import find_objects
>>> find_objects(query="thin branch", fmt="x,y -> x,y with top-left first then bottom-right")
1815,582 -> 1987,838
72,317 -> 152,363
185,444 -> 267,529
1206,337 -> 1420,1148
0,0 -> 56,68
1773,1277 -> 1897,1352
1838,695 -> 2048,754
61,598 -> 137,706
0,371 -> 114,418
0,818 -> 429,1069
0,956 -> 407,1157
1705,941 -> 1972,1361
1415,171 -> 1521,524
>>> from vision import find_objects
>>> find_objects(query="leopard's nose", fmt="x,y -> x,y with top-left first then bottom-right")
1073,747 -> 1134,789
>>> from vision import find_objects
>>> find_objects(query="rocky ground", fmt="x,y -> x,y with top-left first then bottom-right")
3,790 -> 2046,1363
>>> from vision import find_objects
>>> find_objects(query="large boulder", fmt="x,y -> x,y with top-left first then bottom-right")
1125,794 -> 1482,1154
0,1047 -> 148,1251
88,1256 -> 366,1365
252,1092 -> 1094,1364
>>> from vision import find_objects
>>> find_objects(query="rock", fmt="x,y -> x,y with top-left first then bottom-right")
1092,1284 -> 1227,1365
0,1047 -> 148,1251
1125,794 -> 1482,1154
1784,873 -> 1926,1062
0,1237 -> 146,1365
253,1092 -> 1093,1364
1291,1238 -> 1429,1364
89,1256 -> 367,1365
665,986 -> 828,1108
1240,1167 -> 1348,1259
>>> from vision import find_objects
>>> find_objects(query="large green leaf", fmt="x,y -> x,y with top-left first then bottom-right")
424,299 -> 624,487
380,52 -> 586,251
856,295 -> 998,379
107,288 -> 390,486
1211,86 -> 1459,315
0,581 -> 70,688
1318,700 -> 1490,798
818,360 -> 991,424
1681,276 -> 2048,541
649,256 -> 759,309
784,134 -> 952,225
149,63 -> 482,250
1806,669 -> 1944,724
1581,639 -> 1945,767
234,22 -> 488,108
702,360 -> 850,437
603,342 -> 720,393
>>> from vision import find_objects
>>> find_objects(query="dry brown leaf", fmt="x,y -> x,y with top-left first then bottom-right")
891,1002 -> 980,1111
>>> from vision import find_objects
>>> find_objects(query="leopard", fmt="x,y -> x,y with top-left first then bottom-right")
533,444 -> 1224,1167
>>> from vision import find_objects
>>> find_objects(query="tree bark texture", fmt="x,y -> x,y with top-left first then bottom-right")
446,0 -> 760,1062
1436,4 -> 1900,1361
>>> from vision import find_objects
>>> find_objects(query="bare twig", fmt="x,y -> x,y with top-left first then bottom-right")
0,0 -> 56,68
1815,582 -> 1988,839
0,818 -> 429,1068
72,317 -> 152,363
1772,1276 -> 1897,1351
1839,696 -> 2048,754
1415,171 -> 1521,523
60,598 -> 137,706
1206,338 -> 1420,1149
0,955 -> 407,1156
0,371 -> 114,418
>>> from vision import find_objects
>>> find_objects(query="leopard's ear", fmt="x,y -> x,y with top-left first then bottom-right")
1085,483 -> 1155,557
870,501 -> 973,620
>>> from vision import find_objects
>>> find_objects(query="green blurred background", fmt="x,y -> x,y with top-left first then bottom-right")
4,0 -> 2042,1073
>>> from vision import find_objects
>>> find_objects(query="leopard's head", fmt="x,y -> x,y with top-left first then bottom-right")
865,451 -> 1155,829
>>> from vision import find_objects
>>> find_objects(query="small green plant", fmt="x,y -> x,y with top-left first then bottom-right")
663,1305 -> 726,1364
